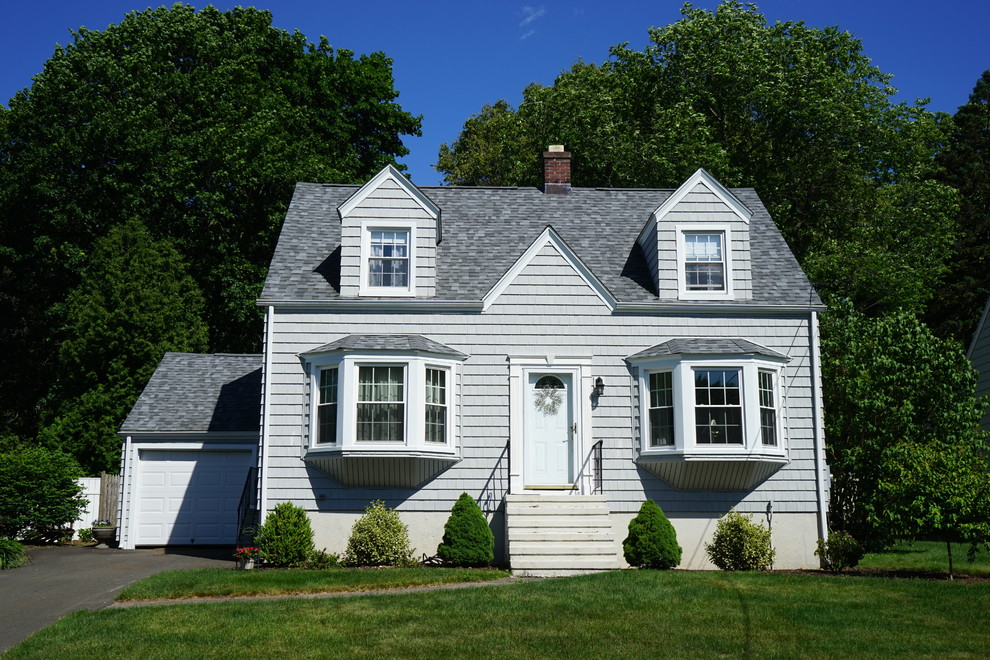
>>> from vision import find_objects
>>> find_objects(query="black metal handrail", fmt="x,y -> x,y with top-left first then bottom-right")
237,466 -> 259,545
591,440 -> 603,495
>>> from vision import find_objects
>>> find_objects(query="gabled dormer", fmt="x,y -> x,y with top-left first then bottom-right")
637,169 -> 753,302
337,165 -> 441,298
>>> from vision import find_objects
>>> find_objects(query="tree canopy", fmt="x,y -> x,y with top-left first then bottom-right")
0,4 -> 421,444
821,302 -> 989,549
927,71 -> 990,342
37,220 -> 208,473
436,1 -> 957,314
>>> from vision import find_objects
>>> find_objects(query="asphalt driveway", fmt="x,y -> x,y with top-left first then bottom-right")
0,545 -> 231,653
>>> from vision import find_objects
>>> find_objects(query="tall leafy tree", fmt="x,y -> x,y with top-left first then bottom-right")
927,71 -> 990,342
0,4 -> 421,439
821,302 -> 988,550
38,220 -> 208,474
436,1 -> 957,313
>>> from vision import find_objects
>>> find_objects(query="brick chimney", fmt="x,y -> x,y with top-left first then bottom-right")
543,145 -> 571,195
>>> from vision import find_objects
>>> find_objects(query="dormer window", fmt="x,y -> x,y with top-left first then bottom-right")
359,221 -> 416,296
676,226 -> 733,300
368,230 -> 409,288
684,232 -> 725,291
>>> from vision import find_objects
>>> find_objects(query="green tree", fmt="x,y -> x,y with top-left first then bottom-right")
821,302 -> 989,549
875,440 -> 990,578
37,220 -> 208,474
437,1 -> 957,313
0,4 -> 421,440
927,71 -> 990,342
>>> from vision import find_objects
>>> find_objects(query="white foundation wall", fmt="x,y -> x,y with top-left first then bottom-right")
609,511 -> 820,570
305,509 -> 818,570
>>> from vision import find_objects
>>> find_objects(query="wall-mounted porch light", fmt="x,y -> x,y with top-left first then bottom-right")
594,377 -> 605,397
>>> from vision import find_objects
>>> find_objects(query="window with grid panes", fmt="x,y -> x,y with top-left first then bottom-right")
694,369 -> 743,444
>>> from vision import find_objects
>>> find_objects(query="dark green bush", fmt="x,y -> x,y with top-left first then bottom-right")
815,530 -> 865,572
623,500 -> 682,569
305,549 -> 342,570
256,502 -> 315,567
436,493 -> 494,567
0,447 -> 86,543
0,539 -> 26,570
344,500 -> 415,567
705,510 -> 775,571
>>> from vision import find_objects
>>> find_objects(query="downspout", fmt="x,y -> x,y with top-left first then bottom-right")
809,311 -> 829,539
259,305 -> 275,522
120,434 -> 133,549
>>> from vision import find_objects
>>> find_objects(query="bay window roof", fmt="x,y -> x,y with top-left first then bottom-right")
303,334 -> 468,359
626,338 -> 788,361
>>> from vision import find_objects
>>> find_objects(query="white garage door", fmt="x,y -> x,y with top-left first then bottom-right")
135,449 -> 254,546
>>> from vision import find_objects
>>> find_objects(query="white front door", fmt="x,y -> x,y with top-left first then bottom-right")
524,372 -> 574,486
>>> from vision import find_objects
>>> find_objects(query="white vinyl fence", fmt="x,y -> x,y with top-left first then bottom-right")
73,477 -> 101,538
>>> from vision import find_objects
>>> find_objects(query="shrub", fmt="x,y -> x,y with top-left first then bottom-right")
706,510 -> 775,571
305,549 -> 342,570
344,500 -> 415,567
78,528 -> 94,544
256,502 -> 315,567
0,539 -> 26,570
0,447 -> 87,543
623,500 -> 682,569
815,530 -> 865,572
436,493 -> 494,567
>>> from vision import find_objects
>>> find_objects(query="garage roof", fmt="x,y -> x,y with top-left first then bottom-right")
120,353 -> 262,434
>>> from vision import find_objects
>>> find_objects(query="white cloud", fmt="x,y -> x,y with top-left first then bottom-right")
520,29 -> 536,40
519,6 -> 546,28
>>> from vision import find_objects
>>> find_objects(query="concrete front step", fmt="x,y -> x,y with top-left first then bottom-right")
505,494 -> 621,576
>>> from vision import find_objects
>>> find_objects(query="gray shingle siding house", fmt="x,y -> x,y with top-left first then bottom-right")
119,149 -> 829,573
968,297 -> 990,432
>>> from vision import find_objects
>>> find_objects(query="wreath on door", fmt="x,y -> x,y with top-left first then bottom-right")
534,376 -> 564,415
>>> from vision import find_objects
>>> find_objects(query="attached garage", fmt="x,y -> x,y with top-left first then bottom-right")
118,353 -> 262,549
133,448 -> 255,546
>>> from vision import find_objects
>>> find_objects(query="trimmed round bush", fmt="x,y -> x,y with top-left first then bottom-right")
436,493 -> 494,567
344,500 -> 415,567
0,447 -> 86,543
705,510 -> 775,571
623,499 -> 682,569
815,530 -> 865,572
256,502 -> 315,567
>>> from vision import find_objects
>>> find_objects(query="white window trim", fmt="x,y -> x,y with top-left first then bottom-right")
359,220 -> 417,297
635,355 -> 786,457
306,352 -> 458,455
675,225 -> 734,300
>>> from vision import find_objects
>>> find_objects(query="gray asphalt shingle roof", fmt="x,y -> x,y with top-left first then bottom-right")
303,334 -> 469,358
626,338 -> 789,361
119,353 -> 262,434
260,183 -> 821,307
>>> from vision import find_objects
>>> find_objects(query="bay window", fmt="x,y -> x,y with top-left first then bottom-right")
628,338 -> 789,489
356,366 -> 405,442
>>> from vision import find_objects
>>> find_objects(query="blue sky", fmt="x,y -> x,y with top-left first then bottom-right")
2,1 -> 987,186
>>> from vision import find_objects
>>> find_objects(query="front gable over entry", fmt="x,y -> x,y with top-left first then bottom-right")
483,226 -> 617,312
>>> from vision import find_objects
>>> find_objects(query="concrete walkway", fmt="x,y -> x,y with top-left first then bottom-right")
0,545 -> 231,653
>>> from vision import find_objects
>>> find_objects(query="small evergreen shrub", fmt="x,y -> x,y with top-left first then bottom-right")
305,549 -> 342,570
706,510 -> 775,571
0,539 -> 26,570
0,447 -> 87,543
436,493 -> 494,567
256,502 -> 315,567
815,530 -> 865,573
623,500 -> 682,569
344,500 -> 415,567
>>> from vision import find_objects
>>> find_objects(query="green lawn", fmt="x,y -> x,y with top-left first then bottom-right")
9,570 -> 990,659
118,567 -> 511,601
859,540 -> 990,577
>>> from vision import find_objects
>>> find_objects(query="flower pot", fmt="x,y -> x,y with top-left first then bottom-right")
92,526 -> 117,548
237,558 -> 256,570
